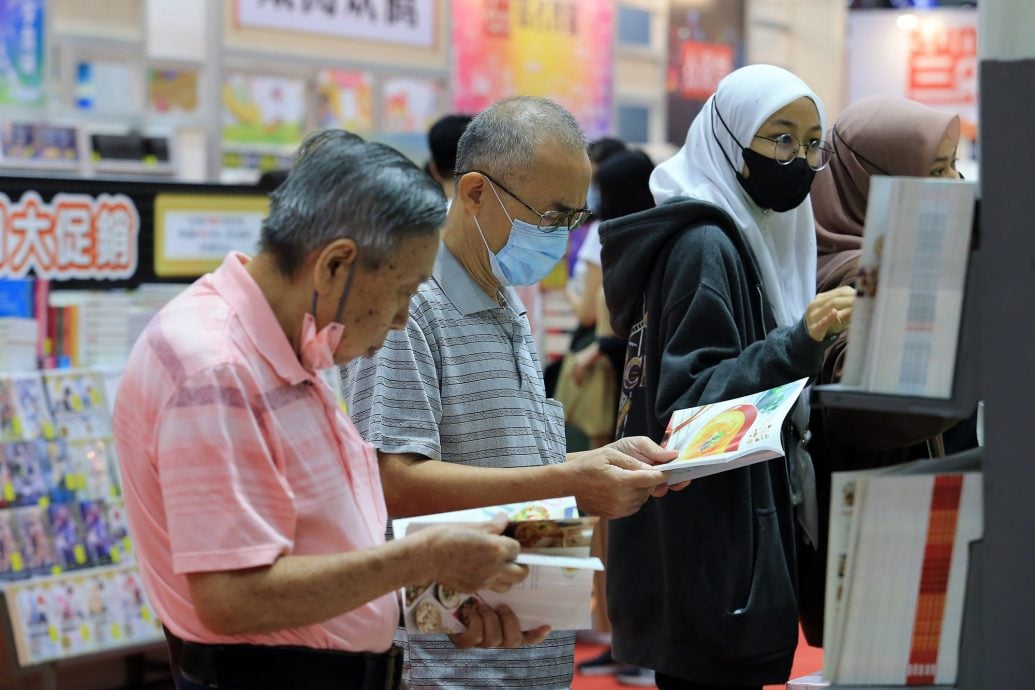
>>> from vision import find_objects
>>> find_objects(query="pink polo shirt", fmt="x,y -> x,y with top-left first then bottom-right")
113,252 -> 396,652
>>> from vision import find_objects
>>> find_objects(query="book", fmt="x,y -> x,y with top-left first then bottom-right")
822,455 -> 982,685
42,371 -> 111,440
652,378 -> 809,484
392,498 -> 603,635
840,177 -> 977,398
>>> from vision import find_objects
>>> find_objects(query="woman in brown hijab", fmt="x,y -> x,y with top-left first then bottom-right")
800,96 -> 963,646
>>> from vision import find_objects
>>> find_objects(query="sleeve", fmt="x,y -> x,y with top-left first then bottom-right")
654,231 -> 831,423
341,313 -> 443,460
155,364 -> 294,575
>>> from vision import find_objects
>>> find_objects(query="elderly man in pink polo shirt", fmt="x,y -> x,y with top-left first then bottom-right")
113,131 -> 537,690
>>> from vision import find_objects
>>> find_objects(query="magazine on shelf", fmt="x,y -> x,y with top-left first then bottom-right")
392,497 -> 603,635
652,378 -> 809,484
42,370 -> 111,440
822,455 -> 982,686
840,177 -> 977,398
0,374 -> 56,442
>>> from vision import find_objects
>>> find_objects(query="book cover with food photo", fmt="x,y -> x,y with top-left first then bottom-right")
655,378 -> 809,484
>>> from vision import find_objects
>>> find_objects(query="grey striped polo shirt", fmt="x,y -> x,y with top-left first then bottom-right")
341,244 -> 574,690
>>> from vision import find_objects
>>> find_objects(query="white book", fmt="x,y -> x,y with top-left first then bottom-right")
392,498 -> 602,635
841,177 -> 976,397
653,378 -> 808,484
823,457 -> 982,685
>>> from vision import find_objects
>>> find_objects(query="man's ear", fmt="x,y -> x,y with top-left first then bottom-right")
311,239 -> 358,297
455,171 -> 487,216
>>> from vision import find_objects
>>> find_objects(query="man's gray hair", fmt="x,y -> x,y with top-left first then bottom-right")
455,96 -> 587,183
259,129 -> 446,276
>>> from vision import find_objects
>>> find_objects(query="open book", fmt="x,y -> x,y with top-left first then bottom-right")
653,378 -> 808,484
392,497 -> 602,635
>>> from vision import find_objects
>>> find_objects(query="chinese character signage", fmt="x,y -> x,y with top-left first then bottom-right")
0,0 -> 44,107
154,195 -> 270,278
236,0 -> 436,48
847,8 -> 978,129
0,193 -> 139,281
666,0 -> 745,145
452,0 -> 614,139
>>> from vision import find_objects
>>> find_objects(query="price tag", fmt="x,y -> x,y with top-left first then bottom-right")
3,483 -> 15,503
42,422 -> 56,440
111,545 -> 121,563
10,553 -> 23,572
38,496 -> 50,509
123,537 -> 133,553
65,475 -> 76,491
143,154 -> 158,166
11,418 -> 23,437
51,565 -> 63,575
110,485 -> 120,498
80,624 -> 90,641
111,623 -> 122,640
74,544 -> 87,565
141,607 -> 152,623
48,625 -> 59,642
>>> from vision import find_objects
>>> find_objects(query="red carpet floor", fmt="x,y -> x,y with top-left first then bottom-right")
572,628 -> 823,690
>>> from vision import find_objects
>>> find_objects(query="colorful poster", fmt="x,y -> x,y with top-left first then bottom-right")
382,77 -> 441,134
0,0 -> 44,107
452,0 -> 614,139
221,73 -> 306,147
666,0 -> 746,145
315,70 -> 374,133
148,68 -> 200,114
236,0 -> 436,48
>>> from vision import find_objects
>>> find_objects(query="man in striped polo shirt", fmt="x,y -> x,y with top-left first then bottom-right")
343,98 -> 683,689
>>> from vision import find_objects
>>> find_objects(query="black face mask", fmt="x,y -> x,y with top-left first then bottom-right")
737,148 -> 816,212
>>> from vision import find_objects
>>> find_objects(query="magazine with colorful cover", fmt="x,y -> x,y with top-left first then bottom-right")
42,371 -> 111,440
0,374 -> 56,442
2,440 -> 49,506
392,498 -> 603,635
15,506 -> 59,574
653,378 -> 809,484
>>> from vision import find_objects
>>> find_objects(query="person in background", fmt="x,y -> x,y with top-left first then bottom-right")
567,149 -> 658,687
427,114 -> 474,202
601,65 -> 854,690
800,95 -> 965,647
342,97 -> 683,690
114,130 -> 533,690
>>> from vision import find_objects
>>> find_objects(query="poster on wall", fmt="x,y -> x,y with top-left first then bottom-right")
154,195 -> 269,278
382,77 -> 441,134
665,0 -> 746,146
235,0 -> 436,48
316,70 -> 375,134
848,9 -> 977,130
0,0 -> 44,108
148,68 -> 200,114
452,0 -> 614,139
221,73 -> 306,148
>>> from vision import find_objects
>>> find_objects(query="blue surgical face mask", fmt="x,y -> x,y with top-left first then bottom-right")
473,182 -> 569,287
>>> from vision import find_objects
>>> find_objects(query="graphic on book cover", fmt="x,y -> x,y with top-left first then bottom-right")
0,376 -> 56,442
43,372 -> 110,440
15,506 -> 59,573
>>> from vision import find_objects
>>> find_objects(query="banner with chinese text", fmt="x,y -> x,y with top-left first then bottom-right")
452,0 -> 614,139
0,193 -> 139,281
236,0 -> 436,48
666,0 -> 745,145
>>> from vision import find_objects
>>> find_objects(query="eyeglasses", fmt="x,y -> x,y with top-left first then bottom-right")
753,134 -> 833,171
456,170 -> 591,232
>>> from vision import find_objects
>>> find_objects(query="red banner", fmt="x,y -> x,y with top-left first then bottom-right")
0,192 -> 139,280
907,25 -> 977,106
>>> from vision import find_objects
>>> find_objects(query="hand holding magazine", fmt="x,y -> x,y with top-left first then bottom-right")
392,497 -> 602,635
654,378 -> 809,484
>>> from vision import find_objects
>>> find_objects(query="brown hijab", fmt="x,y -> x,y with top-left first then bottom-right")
812,96 -> 961,290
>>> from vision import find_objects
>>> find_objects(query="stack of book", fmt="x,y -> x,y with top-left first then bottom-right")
822,455 -> 982,686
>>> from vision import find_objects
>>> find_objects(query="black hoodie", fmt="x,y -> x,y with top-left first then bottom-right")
600,198 -> 830,686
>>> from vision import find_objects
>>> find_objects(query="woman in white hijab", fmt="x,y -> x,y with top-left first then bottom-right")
599,65 -> 855,690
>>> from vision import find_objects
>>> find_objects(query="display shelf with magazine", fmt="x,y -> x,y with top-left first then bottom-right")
0,368 -> 164,674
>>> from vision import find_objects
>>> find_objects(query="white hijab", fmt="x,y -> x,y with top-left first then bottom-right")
650,64 -> 825,328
